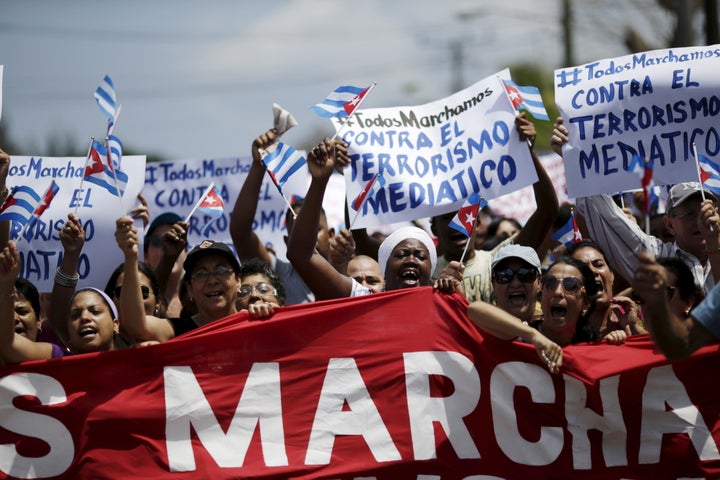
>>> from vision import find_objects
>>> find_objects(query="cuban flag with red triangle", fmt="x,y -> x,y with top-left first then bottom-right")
448,192 -> 487,237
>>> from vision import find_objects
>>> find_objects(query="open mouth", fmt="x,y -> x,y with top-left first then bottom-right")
14,324 -> 25,335
507,291 -> 528,306
205,290 -> 224,298
78,325 -> 98,338
400,268 -> 420,284
549,305 -> 568,319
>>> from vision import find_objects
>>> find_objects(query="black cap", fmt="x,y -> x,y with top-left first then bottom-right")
146,212 -> 183,240
183,240 -> 240,274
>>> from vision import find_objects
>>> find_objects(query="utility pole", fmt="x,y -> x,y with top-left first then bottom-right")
706,0 -> 719,45
562,0 -> 574,67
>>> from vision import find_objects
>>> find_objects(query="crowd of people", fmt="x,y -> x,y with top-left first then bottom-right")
0,110 -> 719,373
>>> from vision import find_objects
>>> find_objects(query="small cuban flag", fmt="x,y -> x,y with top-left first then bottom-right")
502,79 -> 550,120
351,173 -> 386,212
192,183 -> 225,236
698,154 -> 720,197
551,209 -> 582,247
310,84 -> 374,118
448,192 -> 488,237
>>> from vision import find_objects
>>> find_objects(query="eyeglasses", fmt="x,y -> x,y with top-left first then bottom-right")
190,265 -> 234,283
630,286 -> 676,305
113,285 -> 152,300
238,282 -> 277,298
147,235 -> 164,247
541,276 -> 583,294
492,267 -> 539,284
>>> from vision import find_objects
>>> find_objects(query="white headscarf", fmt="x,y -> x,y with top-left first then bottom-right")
377,226 -> 437,278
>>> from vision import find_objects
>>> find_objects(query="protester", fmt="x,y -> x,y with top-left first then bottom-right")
431,113 -> 559,303
328,228 -> 385,293
566,239 -> 646,338
486,216 -> 522,243
111,216 -> 172,343
631,252 -> 713,359
150,216 -> 190,318
552,117 -> 720,295
286,138 -> 459,298
490,244 -> 542,324
104,262 -> 168,319
468,255 -> 615,374
230,128 -> 331,305
143,210 -> 186,317
237,257 -> 285,318
347,255 -> 384,294
0,242 -> 121,363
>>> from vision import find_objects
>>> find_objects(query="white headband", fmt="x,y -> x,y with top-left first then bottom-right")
377,226 -> 437,278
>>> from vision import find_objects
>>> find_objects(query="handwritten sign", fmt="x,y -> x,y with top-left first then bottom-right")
143,156 -> 309,260
555,44 -> 720,198
336,70 -> 538,228
8,155 -> 146,292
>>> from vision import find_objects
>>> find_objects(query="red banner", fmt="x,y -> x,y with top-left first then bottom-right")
0,287 -> 719,479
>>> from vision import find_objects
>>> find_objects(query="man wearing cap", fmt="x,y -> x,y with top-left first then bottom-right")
576,182 -> 720,295
490,244 -> 542,324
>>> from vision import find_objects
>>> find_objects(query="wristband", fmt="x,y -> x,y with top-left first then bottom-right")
54,267 -> 79,288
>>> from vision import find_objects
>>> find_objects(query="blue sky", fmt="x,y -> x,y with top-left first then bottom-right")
0,0 -> 680,160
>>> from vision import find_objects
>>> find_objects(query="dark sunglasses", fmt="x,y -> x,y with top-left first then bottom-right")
630,286 -> 676,305
114,285 -> 152,300
492,267 -> 539,284
541,276 -> 583,294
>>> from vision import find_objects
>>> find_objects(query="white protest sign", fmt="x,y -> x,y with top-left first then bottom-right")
0,65 -> 3,122
336,69 -> 538,229
142,156 -> 309,261
487,152 -> 569,224
8,155 -> 146,292
555,44 -> 720,198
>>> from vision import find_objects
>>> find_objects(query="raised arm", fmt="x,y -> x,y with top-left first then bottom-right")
48,213 -> 85,345
0,242 -> 53,363
229,128 -> 278,264
514,113 -> 559,251
632,252 -> 715,359
115,216 -> 175,343
0,148 -> 10,249
286,139 -> 355,299
699,199 -> 720,284
153,220 -> 188,296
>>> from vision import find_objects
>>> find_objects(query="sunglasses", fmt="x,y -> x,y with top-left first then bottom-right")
238,282 -> 277,299
630,286 -> 676,305
114,285 -> 152,300
541,276 -> 583,294
492,267 -> 539,284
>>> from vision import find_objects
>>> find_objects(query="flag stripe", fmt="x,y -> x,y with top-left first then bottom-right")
310,85 -> 368,118
262,143 -> 306,187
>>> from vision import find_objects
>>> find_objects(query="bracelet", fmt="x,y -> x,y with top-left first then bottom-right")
54,267 -> 79,288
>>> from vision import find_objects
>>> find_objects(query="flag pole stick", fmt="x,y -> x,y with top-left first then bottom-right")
74,137 -> 95,217
184,182 -> 215,223
105,137 -> 126,217
330,83 -> 377,142
459,214 -> 479,264
692,142 -> 707,202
